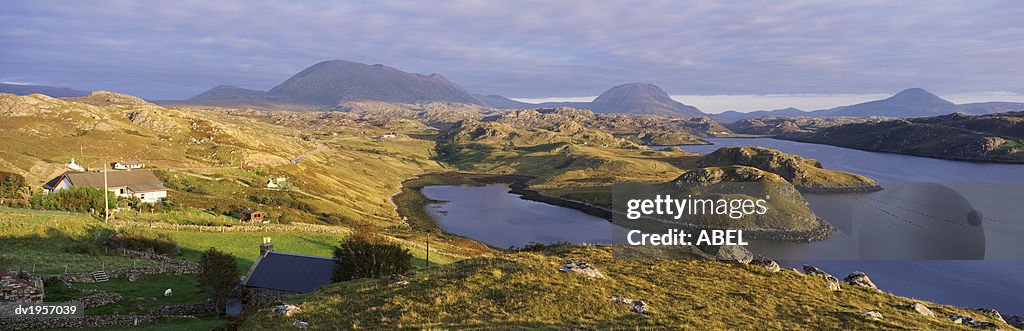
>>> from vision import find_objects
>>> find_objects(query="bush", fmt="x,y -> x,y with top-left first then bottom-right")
28,187 -> 116,214
0,171 -> 26,198
198,247 -> 239,314
333,231 -> 412,281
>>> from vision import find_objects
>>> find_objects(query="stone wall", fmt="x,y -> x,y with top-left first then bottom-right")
244,287 -> 291,306
53,248 -> 199,284
0,272 -> 44,303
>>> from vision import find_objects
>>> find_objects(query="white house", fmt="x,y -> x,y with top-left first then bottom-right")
42,170 -> 168,203
111,161 -> 144,170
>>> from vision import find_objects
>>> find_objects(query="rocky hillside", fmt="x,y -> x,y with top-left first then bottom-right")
725,116 -> 884,135
242,245 -> 1013,330
782,112 -> 1024,163
480,83 -> 707,118
697,146 -> 880,192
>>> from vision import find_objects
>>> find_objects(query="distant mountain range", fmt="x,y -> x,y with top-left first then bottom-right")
0,83 -> 89,98
718,88 -> 1024,122
188,60 -> 709,117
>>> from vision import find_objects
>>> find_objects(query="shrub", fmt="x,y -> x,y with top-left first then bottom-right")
0,171 -> 26,198
333,231 -> 412,281
28,187 -> 116,214
198,247 -> 239,314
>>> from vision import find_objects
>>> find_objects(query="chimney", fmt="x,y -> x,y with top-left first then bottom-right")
259,237 -> 274,256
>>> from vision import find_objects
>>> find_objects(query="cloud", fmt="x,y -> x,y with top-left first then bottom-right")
1,1 -> 1023,100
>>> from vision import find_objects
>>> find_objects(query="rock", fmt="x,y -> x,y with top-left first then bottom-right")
558,260 -> 605,278
803,264 -> 841,292
908,302 -> 935,318
1005,315 -> 1024,330
631,300 -> 647,315
947,315 -> 1002,328
272,304 -> 302,318
714,245 -> 753,264
293,320 -> 309,329
977,308 -> 1006,323
750,257 -> 780,272
610,297 -> 646,315
843,272 -> 879,291
860,311 -> 883,321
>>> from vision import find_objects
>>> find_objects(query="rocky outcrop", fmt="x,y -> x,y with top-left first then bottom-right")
611,297 -> 647,315
558,260 -> 605,278
843,272 -> 879,291
803,265 -> 841,292
976,308 -> 1006,323
1005,315 -> 1024,330
713,245 -> 753,264
697,146 -> 880,192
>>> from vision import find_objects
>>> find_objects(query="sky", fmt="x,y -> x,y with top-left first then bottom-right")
2,1 -> 1024,113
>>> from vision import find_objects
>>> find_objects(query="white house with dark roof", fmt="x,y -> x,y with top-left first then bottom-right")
42,169 -> 167,203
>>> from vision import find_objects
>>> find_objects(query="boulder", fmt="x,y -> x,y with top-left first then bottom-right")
860,311 -> 883,321
610,297 -> 647,315
293,320 -> 309,329
750,257 -> 780,272
715,245 -> 754,264
559,260 -> 605,278
908,302 -> 935,318
802,265 -> 841,292
947,315 -> 1001,328
843,272 -> 879,291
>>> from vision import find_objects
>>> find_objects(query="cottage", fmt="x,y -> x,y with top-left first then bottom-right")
241,238 -> 336,304
0,271 -> 44,303
42,170 -> 168,204
241,210 -> 265,223
111,160 -> 145,170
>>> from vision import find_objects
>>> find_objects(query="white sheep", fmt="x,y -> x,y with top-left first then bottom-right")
163,288 -> 172,297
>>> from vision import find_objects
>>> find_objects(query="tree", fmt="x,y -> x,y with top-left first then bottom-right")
333,231 -> 412,282
0,171 -> 26,198
198,247 -> 239,314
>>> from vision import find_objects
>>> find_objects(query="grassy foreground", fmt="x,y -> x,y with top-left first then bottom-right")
242,246 -> 1012,330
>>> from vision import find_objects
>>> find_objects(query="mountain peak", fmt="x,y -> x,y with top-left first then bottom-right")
265,60 -> 483,105
589,83 -> 704,117
888,88 -> 952,106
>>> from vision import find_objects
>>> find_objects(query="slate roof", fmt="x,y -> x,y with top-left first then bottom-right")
243,252 -> 337,293
42,170 -> 166,192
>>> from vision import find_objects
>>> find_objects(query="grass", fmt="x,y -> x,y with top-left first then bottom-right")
45,274 -> 209,315
0,209 -> 161,273
243,245 -> 1016,330
51,316 -> 226,331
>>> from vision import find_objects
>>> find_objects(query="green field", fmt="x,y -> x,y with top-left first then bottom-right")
46,274 -> 209,315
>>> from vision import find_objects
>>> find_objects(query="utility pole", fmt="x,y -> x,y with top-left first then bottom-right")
103,163 -> 109,222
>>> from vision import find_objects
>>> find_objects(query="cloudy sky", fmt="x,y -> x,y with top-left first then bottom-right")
2,1 -> 1023,112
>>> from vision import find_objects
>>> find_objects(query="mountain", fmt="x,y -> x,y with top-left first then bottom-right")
189,85 -> 266,100
0,83 -> 89,98
267,60 -> 483,105
188,60 -> 485,107
717,107 -> 807,122
481,83 -> 707,118
813,88 -> 957,117
585,83 -> 704,117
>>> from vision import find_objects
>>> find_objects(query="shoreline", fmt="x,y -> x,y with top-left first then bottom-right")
397,172 -> 838,243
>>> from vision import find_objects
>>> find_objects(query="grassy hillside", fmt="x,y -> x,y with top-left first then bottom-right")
242,245 -> 1012,330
